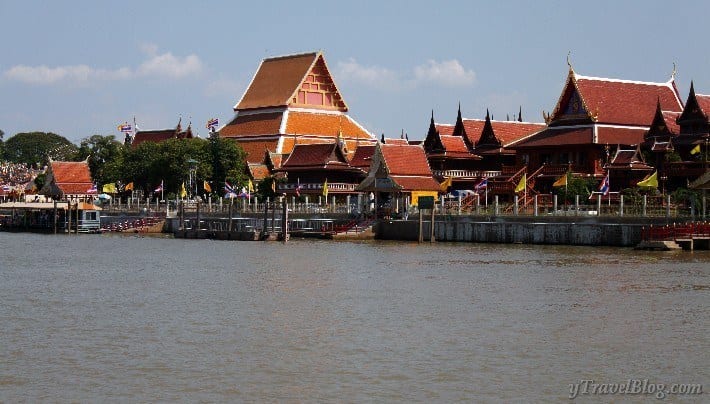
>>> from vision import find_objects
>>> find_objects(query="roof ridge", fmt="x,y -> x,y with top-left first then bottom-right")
262,51 -> 319,62
575,73 -> 672,87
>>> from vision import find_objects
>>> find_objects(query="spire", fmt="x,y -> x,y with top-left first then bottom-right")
506,114 -> 510,121
380,133 -> 385,143
400,128 -> 405,139
671,62 -> 677,81
518,106 -> 523,122
689,80 -> 695,97
566,51 -> 573,72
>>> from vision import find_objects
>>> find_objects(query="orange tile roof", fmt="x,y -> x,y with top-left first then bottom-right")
510,128 -> 593,149
285,111 -> 372,139
280,143 -> 350,169
439,135 -> 469,153
383,138 -> 409,145
219,112 -> 283,138
662,111 -> 681,134
235,139 -> 280,164
380,144 -> 433,176
248,163 -> 271,180
48,161 -> 93,194
596,126 -> 648,145
236,53 -> 318,110
390,176 -> 442,192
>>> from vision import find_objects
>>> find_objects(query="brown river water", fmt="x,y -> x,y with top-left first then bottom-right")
0,232 -> 707,402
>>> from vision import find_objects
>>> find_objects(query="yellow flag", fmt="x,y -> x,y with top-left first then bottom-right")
203,180 -> 212,193
552,173 -> 568,187
124,182 -> 134,191
247,179 -> 254,193
322,179 -> 329,197
690,144 -> 701,155
440,176 -> 453,191
637,171 -> 658,188
271,179 -> 276,193
102,183 -> 117,193
180,182 -> 187,198
514,173 -> 527,193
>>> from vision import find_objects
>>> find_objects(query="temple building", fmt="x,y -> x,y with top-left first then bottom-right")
508,65 -> 684,198
357,143 -> 441,216
219,51 -> 377,178
128,119 -> 194,148
424,105 -> 544,199
39,160 -> 95,201
666,82 -> 710,187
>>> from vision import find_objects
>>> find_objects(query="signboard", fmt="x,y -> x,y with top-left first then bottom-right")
418,196 -> 435,209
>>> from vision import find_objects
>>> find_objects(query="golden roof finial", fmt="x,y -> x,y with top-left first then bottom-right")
671,62 -> 677,80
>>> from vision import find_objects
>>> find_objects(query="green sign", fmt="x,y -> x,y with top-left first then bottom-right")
418,196 -> 435,209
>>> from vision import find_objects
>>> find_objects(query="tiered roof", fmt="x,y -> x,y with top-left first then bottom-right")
131,121 -> 194,148
606,148 -> 653,171
278,143 -> 354,172
220,51 -> 376,164
359,143 -> 441,192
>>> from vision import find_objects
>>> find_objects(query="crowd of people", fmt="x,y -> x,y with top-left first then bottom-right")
0,162 -> 41,191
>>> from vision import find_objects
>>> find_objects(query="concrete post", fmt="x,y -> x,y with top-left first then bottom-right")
494,195 -> 499,216
458,194 -> 462,215
282,198 -> 288,243
534,194 -> 538,216
597,195 -> 602,216
643,195 -> 647,217
666,195 -> 671,218
346,195 -> 351,214
575,195 -> 580,216
514,195 -> 519,215
620,195 -> 624,217
553,194 -> 558,216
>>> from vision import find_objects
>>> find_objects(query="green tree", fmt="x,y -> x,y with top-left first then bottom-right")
77,134 -> 126,186
555,174 -> 596,203
0,129 -> 4,159
4,132 -> 78,166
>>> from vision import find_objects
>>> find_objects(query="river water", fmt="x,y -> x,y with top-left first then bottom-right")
0,232 -> 707,402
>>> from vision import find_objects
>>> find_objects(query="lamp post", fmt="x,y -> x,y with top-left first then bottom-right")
187,158 -> 198,200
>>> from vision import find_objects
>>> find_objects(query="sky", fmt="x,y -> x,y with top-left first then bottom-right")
1,0 -> 709,144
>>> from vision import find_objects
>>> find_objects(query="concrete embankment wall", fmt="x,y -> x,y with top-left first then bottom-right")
375,216 -> 678,246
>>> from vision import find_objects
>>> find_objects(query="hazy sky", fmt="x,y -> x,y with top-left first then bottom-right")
1,1 -> 709,144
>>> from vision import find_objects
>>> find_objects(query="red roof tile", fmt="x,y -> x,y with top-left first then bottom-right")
662,111 -> 681,134
132,129 -> 176,147
566,74 -> 683,125
383,138 -> 409,145
380,144 -> 433,176
390,176 -> 442,192
696,94 -> 710,116
281,143 -> 349,169
439,135 -> 469,153
596,126 -> 647,145
248,163 -> 271,180
436,120 -> 544,146
349,145 -> 376,170
220,112 -> 283,137
510,128 -> 593,149
47,161 -> 93,194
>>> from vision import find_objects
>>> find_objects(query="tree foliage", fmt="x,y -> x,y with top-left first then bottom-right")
3,132 -> 78,166
77,134 -> 126,186
555,174 -> 596,203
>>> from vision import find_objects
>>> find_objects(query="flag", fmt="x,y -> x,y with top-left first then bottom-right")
87,183 -> 98,194
206,117 -> 219,130
474,178 -> 488,193
598,174 -> 610,195
295,178 -> 301,197
203,180 -> 212,193
238,187 -> 250,198
439,176 -> 453,191
247,179 -> 254,193
690,144 -> 701,155
552,173 -> 568,187
180,182 -> 187,198
2,184 -> 11,192
322,179 -> 328,198
514,173 -> 526,193
124,182 -> 134,191
154,180 -> 164,193
224,181 -> 238,198
271,179 -> 276,193
637,171 -> 658,188
117,122 -> 132,133
102,183 -> 117,193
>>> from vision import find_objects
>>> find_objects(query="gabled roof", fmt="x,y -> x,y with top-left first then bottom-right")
380,143 -> 434,176
247,163 -> 271,181
358,143 -> 440,192
645,100 -> 681,141
41,160 -> 93,195
607,148 -> 652,170
235,51 -> 347,112
131,121 -> 194,148
349,144 -> 376,171
279,142 -> 351,171
549,69 -> 683,126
